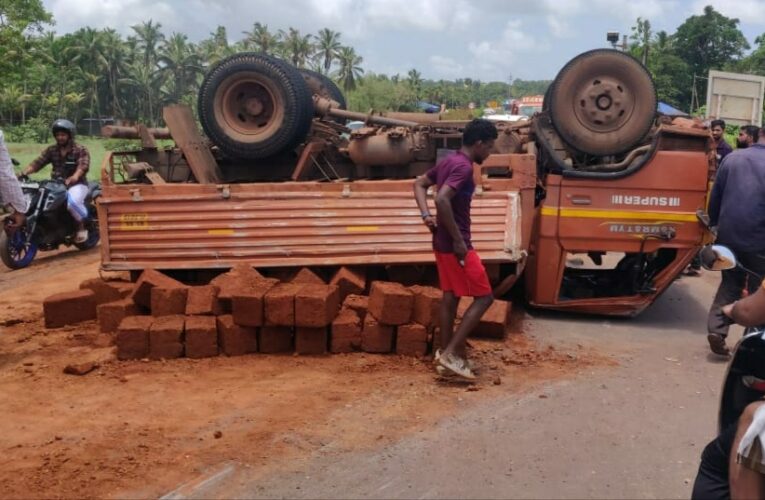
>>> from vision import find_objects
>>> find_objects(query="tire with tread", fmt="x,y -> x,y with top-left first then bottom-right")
0,229 -> 37,269
198,53 -> 314,159
548,49 -> 657,156
298,68 -> 346,110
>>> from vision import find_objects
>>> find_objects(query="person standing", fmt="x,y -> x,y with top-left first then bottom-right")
706,127 -> 765,355
687,119 -> 734,277
20,119 -> 90,243
413,118 -> 498,379
711,119 -> 733,163
0,129 -> 27,229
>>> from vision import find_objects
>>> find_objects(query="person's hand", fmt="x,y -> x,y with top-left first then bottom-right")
723,302 -> 736,318
4,211 -> 26,233
422,215 -> 437,234
453,239 -> 468,262
64,175 -> 79,186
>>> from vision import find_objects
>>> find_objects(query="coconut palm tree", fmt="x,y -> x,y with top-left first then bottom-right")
315,28 -> 341,74
335,46 -> 364,92
157,33 -> 204,105
132,19 -> 165,69
407,68 -> 422,100
100,28 -> 130,117
278,27 -> 314,67
242,22 -> 278,54
199,25 -> 233,66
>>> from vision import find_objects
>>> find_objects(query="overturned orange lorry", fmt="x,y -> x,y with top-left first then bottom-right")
97,49 -> 713,317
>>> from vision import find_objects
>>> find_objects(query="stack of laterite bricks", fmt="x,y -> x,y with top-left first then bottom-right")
42,263 -> 512,362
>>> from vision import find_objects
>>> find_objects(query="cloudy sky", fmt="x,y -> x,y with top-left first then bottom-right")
43,0 -> 765,82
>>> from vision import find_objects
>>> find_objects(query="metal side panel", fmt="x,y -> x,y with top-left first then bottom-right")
99,184 -> 523,270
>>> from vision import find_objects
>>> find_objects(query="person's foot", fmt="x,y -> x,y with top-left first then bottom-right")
707,333 -> 731,356
75,228 -> 88,244
434,348 -> 476,371
433,348 -> 442,365
438,352 -> 476,380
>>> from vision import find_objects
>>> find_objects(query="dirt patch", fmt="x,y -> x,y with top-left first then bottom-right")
0,260 -> 616,499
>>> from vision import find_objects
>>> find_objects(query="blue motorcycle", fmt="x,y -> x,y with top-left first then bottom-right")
1,177 -> 100,269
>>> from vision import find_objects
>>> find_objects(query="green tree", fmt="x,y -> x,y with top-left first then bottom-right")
199,25 -> 233,65
132,19 -> 164,68
278,27 -> 313,68
315,28 -> 341,74
630,17 -> 652,65
406,69 -> 422,100
157,33 -> 204,105
0,0 -> 51,31
101,28 -> 129,117
735,33 -> 765,76
346,73 -> 415,112
335,46 -> 363,92
242,22 -> 278,54
673,6 -> 749,79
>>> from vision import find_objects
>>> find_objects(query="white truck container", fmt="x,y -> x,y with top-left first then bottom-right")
706,70 -> 765,126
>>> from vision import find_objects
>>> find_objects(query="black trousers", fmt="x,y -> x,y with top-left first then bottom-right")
692,424 -> 736,500
708,251 -> 765,338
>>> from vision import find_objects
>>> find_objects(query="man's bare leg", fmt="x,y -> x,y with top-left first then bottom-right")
730,401 -> 765,499
443,294 -> 493,359
439,292 -> 458,356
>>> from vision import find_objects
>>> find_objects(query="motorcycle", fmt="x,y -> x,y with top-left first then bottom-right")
698,244 -> 765,432
0,176 -> 101,269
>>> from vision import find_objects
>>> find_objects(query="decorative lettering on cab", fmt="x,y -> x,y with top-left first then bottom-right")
611,195 -> 681,207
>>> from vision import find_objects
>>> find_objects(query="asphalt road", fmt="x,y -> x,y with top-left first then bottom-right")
164,271 -> 738,499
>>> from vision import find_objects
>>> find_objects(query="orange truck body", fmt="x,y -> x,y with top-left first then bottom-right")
97,124 -> 711,317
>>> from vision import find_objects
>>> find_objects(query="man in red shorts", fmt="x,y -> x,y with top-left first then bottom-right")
413,118 -> 498,380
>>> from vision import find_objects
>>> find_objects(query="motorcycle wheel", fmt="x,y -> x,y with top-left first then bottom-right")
74,215 -> 100,251
0,228 -> 38,269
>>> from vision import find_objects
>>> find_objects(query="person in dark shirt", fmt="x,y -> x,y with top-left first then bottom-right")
711,119 -> 733,163
21,119 -> 91,243
413,119 -> 498,380
687,120 -> 734,277
706,127 -> 765,355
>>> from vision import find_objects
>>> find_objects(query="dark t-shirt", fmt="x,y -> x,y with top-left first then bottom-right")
426,151 -> 474,253
709,144 -> 765,253
716,139 -> 733,163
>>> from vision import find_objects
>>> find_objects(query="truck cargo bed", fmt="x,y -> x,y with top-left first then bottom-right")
98,159 -> 526,271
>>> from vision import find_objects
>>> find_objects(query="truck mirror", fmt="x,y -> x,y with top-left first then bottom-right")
700,245 -> 737,271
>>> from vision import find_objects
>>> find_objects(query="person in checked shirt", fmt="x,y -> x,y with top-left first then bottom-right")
21,119 -> 91,243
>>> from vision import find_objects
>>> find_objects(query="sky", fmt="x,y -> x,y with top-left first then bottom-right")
43,0 -> 765,82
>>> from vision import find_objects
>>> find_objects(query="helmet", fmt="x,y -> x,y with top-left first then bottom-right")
51,118 -> 76,138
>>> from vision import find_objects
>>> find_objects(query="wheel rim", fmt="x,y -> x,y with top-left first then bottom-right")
574,77 -> 635,133
213,72 -> 286,143
549,50 -> 656,156
8,229 -> 37,267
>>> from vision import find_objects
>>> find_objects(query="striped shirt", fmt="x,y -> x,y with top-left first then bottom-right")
0,130 -> 28,213
28,141 -> 90,185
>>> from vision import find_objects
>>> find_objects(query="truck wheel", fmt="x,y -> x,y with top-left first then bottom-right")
0,228 -> 38,270
298,68 -> 346,110
548,49 -> 657,156
198,53 -> 314,159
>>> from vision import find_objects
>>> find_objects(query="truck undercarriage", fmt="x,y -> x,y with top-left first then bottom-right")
97,49 -> 714,316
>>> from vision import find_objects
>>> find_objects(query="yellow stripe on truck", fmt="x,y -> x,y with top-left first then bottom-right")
540,206 -> 698,222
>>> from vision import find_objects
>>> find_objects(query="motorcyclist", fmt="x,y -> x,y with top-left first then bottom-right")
693,266 -> 765,499
723,286 -> 765,499
20,119 -> 90,243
